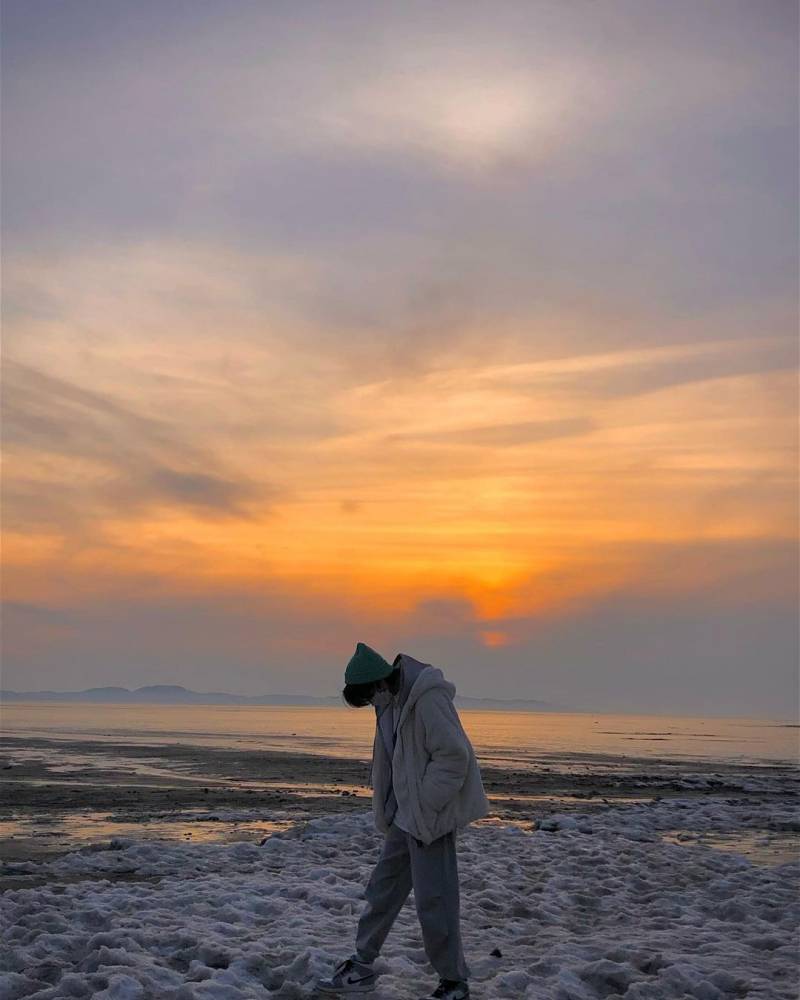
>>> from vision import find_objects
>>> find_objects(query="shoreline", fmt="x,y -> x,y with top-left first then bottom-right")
1,735 -> 797,871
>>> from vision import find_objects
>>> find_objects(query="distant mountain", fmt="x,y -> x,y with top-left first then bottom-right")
0,684 -> 557,711
0,685 -> 340,706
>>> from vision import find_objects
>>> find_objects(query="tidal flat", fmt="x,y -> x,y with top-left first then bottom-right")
1,734 -> 797,871
0,735 -> 798,1000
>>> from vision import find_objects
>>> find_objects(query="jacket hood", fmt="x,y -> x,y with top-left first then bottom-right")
394,654 -> 456,730
373,653 -> 457,754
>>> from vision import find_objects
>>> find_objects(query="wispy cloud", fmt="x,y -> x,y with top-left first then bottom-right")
1,1 -> 796,709
387,417 -> 594,448
2,359 -> 282,538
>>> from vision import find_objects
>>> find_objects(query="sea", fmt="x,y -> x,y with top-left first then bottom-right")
1,702 -> 797,769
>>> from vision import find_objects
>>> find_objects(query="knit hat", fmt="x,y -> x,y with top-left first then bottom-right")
345,642 -> 393,684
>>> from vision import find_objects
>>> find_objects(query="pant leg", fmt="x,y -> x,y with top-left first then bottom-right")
409,831 -> 470,982
355,824 -> 414,963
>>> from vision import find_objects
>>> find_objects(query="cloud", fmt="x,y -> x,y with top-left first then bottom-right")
2,359 -> 282,534
1,1 -> 796,710
471,335 -> 797,397
0,583 -> 365,696
3,0 -> 795,327
3,358 -> 204,461
304,58 -> 585,173
412,597 -> 478,629
118,467 -> 264,516
387,417 -> 594,448
504,594 -> 798,718
2,600 -> 79,627
2,536 -> 795,716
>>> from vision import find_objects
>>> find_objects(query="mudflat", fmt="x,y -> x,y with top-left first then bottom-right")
1,734 -> 796,867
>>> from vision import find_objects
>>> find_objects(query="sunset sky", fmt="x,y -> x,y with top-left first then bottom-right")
2,0 -> 798,716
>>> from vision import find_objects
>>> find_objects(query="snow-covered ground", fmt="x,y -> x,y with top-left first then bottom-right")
2,797 -> 798,1000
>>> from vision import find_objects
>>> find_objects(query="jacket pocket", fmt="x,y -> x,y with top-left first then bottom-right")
421,762 -> 457,813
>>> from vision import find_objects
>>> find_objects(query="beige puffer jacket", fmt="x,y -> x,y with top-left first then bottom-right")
370,659 -> 489,845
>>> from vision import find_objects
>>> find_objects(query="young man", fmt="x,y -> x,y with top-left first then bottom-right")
316,643 -> 489,1000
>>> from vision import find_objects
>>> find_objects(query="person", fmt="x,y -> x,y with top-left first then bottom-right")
316,642 -> 489,1000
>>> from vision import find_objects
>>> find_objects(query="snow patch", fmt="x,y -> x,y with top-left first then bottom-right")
1,799 -> 798,999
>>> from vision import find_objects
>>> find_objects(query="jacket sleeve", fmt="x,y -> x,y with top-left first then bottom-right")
417,689 -> 470,812
368,726 -> 378,789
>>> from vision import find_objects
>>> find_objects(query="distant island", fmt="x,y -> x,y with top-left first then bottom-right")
0,684 -> 556,712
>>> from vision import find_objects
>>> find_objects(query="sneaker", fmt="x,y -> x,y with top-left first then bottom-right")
316,957 -> 377,994
419,980 -> 470,1000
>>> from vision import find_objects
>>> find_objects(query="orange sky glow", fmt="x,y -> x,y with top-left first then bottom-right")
2,2 -> 797,714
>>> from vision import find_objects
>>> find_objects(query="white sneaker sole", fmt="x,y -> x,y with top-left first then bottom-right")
316,981 -> 376,994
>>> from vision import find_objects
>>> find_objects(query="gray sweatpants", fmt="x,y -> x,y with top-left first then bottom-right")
354,823 -> 470,982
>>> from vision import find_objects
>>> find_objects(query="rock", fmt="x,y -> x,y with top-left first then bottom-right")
490,947 -> 503,957
579,959 -> 638,993
498,970 -> 530,990
693,980 -> 724,1000
539,814 -> 578,832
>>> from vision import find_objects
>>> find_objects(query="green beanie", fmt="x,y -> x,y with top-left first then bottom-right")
345,642 -> 393,684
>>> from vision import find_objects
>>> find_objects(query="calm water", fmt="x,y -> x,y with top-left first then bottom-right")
1,702 -> 797,768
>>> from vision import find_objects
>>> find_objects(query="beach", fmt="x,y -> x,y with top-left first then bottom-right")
0,732 -> 798,868
1,709 -> 799,999
5,0 -> 799,994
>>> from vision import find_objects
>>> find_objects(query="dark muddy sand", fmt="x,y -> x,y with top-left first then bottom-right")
1,735 -> 796,880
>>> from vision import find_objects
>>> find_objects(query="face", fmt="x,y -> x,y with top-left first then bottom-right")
369,680 -> 392,707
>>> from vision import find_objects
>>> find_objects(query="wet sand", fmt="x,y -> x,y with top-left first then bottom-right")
1,734 -> 797,875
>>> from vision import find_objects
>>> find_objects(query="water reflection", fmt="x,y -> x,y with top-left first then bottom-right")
661,828 -> 799,867
2,704 -> 796,766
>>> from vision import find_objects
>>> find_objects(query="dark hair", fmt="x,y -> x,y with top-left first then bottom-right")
342,680 -> 377,708
342,666 -> 401,708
